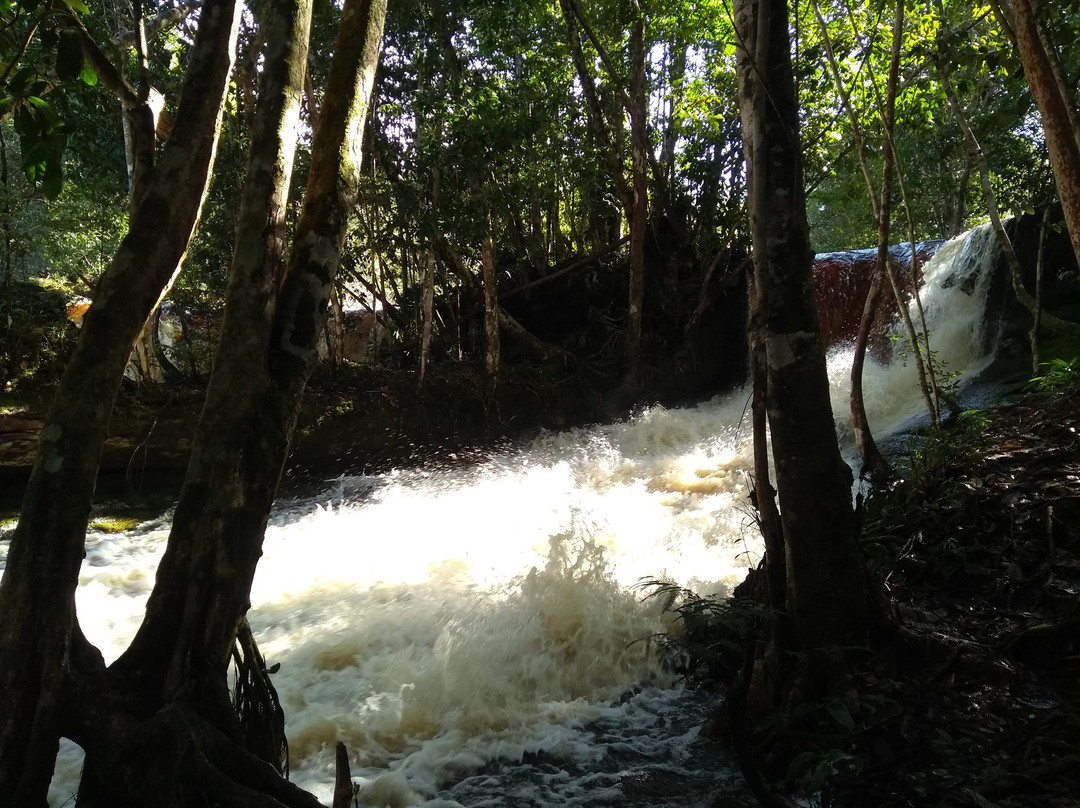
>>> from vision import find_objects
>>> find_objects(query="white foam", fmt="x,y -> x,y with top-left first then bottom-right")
16,224 -> 1003,805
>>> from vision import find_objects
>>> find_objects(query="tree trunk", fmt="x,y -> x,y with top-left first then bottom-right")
0,2 -> 241,802
659,38 -> 686,185
734,0 -> 883,653
625,8 -> 647,387
419,249 -> 436,388
562,0 -> 670,211
937,53 -> 1080,338
557,0 -> 632,213
850,272 -> 891,479
749,330 -> 786,619
117,0 -> 386,720
851,0 -> 905,482
418,153 -> 441,390
480,220 -> 501,403
871,1 -> 939,428
1,0 -> 389,803
1010,0 -> 1080,270
435,234 -> 571,365
77,0 -> 316,791
810,0 -> 879,221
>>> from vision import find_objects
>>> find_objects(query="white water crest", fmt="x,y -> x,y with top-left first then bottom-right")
828,223 -> 1004,442
17,226 -> 1005,807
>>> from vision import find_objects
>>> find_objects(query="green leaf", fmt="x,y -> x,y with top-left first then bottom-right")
13,107 -> 35,137
58,0 -> 91,12
42,156 -> 64,199
825,698 -> 855,731
8,65 -> 36,96
79,64 -> 98,87
56,29 -> 84,82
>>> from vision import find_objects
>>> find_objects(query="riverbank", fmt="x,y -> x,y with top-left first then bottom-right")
0,356 -> 737,514
699,381 -> 1080,807
852,385 -> 1080,807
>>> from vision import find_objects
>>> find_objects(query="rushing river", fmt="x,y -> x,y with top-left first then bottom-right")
15,226 -> 1008,807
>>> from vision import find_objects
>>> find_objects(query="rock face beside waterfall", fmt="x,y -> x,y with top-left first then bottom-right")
812,240 -> 945,356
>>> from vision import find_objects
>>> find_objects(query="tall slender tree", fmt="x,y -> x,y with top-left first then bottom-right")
734,0 -> 884,655
0,0 -> 389,802
0,2 -> 241,799
1008,0 -> 1080,270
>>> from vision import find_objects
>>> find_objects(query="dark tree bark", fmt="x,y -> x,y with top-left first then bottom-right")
110,0 -> 317,713
749,333 -> 786,620
480,213 -> 501,402
734,0 -> 883,652
0,0 -> 389,803
435,234 -> 571,365
937,46 -> 1080,338
0,2 -> 241,802
557,0 -> 651,386
117,0 -> 386,717
659,38 -> 686,185
65,1 -> 191,384
626,7 -> 647,386
419,248 -> 436,387
561,0 -> 670,209
1010,0 -> 1080,270
557,0 -> 632,213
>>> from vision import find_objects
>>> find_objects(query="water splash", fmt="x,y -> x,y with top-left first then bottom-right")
33,225 -> 1007,806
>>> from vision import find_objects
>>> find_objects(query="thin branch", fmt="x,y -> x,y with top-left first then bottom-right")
132,0 -> 152,103
111,0 -> 202,50
59,9 -> 139,107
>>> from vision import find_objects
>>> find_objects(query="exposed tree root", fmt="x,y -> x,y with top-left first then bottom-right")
75,703 -> 324,808
332,742 -> 353,808
232,617 -> 289,776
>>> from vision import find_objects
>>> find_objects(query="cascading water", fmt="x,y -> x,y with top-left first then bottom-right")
826,223 -> 1005,442
16,225 -> 1010,807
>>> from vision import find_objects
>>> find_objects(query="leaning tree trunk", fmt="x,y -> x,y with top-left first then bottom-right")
105,0 -> 314,724
114,0 -> 387,749
851,0 -> 906,482
1010,0 -> 1080,270
810,0 -> 879,222
937,52 -> 1080,338
734,0 -> 883,653
0,2 -> 240,802
557,0 -> 632,213
69,0 -> 181,386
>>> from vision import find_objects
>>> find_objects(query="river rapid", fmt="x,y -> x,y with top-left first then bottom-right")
3,226 -> 1008,807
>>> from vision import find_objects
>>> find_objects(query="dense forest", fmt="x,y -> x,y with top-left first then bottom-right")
2,0 -> 1073,399
1,0 -> 1079,805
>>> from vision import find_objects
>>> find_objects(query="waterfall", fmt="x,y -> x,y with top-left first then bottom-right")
27,226 -> 1008,807
825,223 -> 1004,441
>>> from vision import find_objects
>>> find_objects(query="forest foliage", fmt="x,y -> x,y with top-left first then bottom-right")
1,1 -> 1078,805
1,0 -> 1075,393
